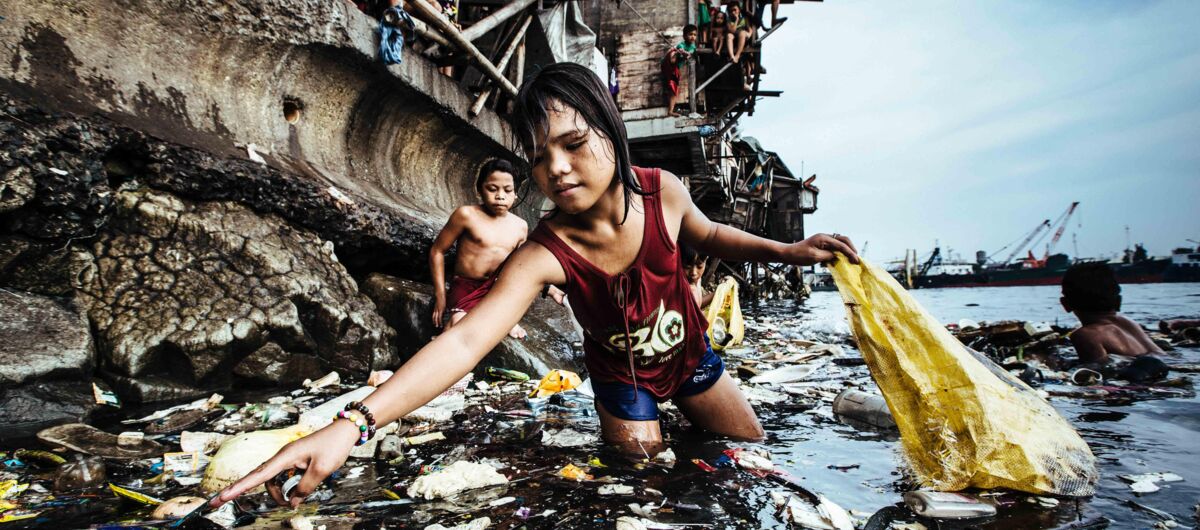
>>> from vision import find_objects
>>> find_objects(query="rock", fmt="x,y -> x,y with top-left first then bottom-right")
103,372 -> 210,404
0,165 -> 36,213
0,236 -> 87,296
73,189 -> 397,400
233,342 -> 325,385
364,273 -> 584,375
484,297 -> 584,376
0,380 -> 101,440
362,274 -> 437,359
0,290 -> 94,385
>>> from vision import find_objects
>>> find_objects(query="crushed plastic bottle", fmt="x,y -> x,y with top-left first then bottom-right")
903,491 -> 997,519
53,455 -> 106,491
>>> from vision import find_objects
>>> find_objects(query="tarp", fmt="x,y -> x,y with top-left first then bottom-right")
829,257 -> 1098,496
535,2 -> 608,83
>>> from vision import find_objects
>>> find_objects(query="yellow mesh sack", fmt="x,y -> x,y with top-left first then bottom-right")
829,257 -> 1097,496
705,276 -> 744,350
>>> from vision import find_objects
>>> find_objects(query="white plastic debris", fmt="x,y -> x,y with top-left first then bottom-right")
1120,472 -> 1184,494
541,428 -> 596,447
487,496 -> 516,507
303,371 -> 341,390
770,490 -> 854,530
598,484 -> 635,495
406,461 -> 508,500
750,361 -> 826,384
285,515 -> 315,530
297,386 -> 375,432
205,500 -> 238,528
424,517 -> 491,530
49,167 -> 69,176
652,448 -> 676,465
615,517 -> 646,530
734,451 -> 774,472
117,432 -> 144,446
739,384 -> 789,405
326,186 -> 355,207
246,143 -> 267,164
406,393 -> 466,423
805,343 -> 845,357
180,431 -> 233,454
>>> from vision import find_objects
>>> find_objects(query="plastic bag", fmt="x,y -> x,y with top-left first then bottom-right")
829,257 -> 1097,496
530,369 -> 582,398
705,277 -> 744,350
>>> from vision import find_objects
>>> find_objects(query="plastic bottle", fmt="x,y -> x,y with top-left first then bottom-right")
54,455 -> 107,491
831,389 -> 896,429
903,491 -> 997,519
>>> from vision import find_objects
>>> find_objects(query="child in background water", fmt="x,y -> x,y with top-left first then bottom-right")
1061,262 -> 1168,382
214,63 -> 858,508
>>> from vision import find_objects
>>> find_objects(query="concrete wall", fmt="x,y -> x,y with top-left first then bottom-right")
0,0 -> 522,230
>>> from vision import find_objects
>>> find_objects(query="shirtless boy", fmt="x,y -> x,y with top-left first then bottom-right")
680,243 -> 714,308
430,159 -> 529,338
1061,262 -> 1167,381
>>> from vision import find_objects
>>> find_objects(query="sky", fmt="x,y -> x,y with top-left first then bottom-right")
744,0 -> 1200,264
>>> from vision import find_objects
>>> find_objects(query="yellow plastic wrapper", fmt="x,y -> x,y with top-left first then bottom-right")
531,369 -> 583,398
829,257 -> 1097,496
704,277 -> 744,350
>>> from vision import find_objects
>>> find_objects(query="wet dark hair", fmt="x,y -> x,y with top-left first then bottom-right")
683,24 -> 698,35
1062,262 -> 1121,312
511,62 -> 648,223
475,158 -> 518,195
679,243 -> 706,267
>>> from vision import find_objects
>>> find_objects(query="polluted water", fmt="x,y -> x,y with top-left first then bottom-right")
0,283 -> 1196,529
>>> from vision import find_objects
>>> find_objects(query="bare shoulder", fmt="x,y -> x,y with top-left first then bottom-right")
1069,326 -> 1107,361
657,169 -> 689,203
450,205 -> 479,222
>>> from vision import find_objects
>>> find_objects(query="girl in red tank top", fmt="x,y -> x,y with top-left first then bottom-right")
211,64 -> 859,502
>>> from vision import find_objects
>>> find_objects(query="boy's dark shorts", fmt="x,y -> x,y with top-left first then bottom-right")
592,342 -> 725,422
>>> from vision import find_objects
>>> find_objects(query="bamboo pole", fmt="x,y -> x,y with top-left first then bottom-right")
470,14 -> 532,116
408,0 -> 518,97
462,0 -> 539,42
409,18 -> 451,48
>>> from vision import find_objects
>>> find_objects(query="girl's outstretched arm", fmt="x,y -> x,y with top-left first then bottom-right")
213,243 -> 565,508
662,170 -> 859,265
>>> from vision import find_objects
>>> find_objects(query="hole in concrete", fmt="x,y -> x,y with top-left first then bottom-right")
103,145 -> 149,189
283,97 -> 303,124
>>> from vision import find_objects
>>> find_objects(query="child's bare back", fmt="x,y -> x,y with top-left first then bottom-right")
1069,314 -> 1162,364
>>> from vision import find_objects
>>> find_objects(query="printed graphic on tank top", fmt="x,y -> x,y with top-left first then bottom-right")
529,167 -> 710,401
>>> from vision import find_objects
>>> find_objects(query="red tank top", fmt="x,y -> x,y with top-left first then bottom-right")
529,167 -> 709,401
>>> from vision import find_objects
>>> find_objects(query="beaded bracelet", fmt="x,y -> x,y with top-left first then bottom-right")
331,401 -> 377,446
333,410 -> 371,446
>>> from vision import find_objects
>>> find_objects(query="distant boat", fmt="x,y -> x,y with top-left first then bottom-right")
1164,246 -> 1200,282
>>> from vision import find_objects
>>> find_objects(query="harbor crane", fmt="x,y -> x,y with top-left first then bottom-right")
1043,202 -> 1080,260
996,219 -> 1051,265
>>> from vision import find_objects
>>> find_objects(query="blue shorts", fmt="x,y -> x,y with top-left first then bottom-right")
592,344 -> 725,421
